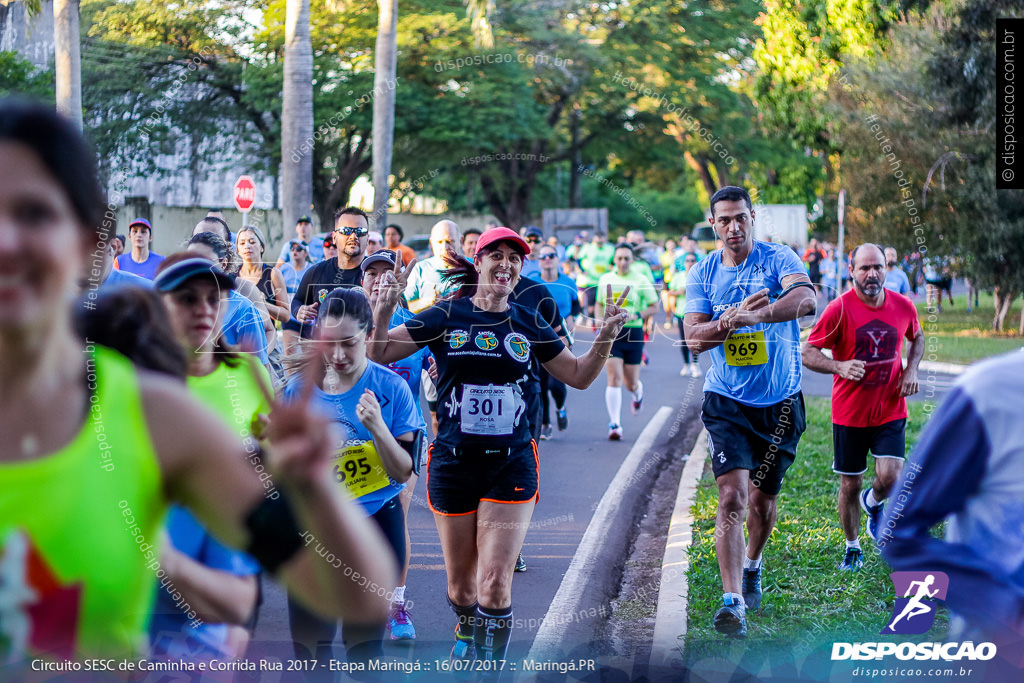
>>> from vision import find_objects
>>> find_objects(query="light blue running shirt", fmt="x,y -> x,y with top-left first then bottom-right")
684,240 -> 807,407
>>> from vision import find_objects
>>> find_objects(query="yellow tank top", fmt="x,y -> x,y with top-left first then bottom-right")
0,345 -> 165,660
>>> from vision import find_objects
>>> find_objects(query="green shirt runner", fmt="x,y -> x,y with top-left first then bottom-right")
596,270 -> 658,328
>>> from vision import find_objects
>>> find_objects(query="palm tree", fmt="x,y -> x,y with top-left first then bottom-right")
370,0 -> 491,227
53,0 -> 82,129
281,0 -> 313,234
371,0 -> 397,229
10,0 -> 81,128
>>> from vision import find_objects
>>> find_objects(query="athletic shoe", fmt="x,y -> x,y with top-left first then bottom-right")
690,363 -> 702,377
631,384 -> 644,415
713,596 -> 747,638
450,627 -> 475,677
859,489 -> 884,542
387,602 -> 416,641
680,367 -> 689,377
742,566 -> 762,611
514,552 -> 527,572
838,547 -> 864,571
608,423 -> 623,440
556,408 -> 568,431
663,321 -> 673,330
641,351 -> 650,366
540,424 -> 553,440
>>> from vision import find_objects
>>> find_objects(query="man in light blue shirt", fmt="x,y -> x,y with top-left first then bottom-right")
404,220 -> 460,312
882,247 -> 912,295
684,185 -> 816,639
275,215 -> 324,267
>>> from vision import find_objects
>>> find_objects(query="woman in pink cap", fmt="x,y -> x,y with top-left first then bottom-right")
368,227 -> 629,672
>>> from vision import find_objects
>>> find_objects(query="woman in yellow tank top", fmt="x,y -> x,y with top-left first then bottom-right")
0,101 -> 396,664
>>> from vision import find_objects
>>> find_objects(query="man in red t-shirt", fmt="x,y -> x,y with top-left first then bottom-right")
802,243 -> 924,572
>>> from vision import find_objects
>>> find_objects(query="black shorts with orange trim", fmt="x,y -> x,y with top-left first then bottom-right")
426,441 -> 539,516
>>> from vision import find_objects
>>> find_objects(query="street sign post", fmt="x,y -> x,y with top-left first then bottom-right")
233,175 -> 256,228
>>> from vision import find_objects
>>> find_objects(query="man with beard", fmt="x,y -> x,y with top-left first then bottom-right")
802,243 -> 924,572
292,207 -> 370,338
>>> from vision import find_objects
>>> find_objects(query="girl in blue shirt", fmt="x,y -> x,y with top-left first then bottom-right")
283,287 -> 424,667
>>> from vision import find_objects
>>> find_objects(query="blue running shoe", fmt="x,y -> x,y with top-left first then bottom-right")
838,547 -> 864,571
387,602 -> 416,641
713,596 -> 747,638
859,489 -> 884,542
742,566 -> 762,611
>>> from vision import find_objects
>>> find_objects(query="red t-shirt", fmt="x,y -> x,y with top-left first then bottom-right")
807,288 -> 921,427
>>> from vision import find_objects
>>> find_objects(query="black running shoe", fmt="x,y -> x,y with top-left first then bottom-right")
742,566 -> 762,611
713,596 -> 747,638
556,408 -> 568,431
838,547 -> 864,571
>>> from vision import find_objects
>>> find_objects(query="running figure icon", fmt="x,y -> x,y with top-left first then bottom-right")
886,574 -> 940,632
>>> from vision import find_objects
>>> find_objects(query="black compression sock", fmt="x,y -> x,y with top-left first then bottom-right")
447,594 -> 478,640
473,604 -> 514,662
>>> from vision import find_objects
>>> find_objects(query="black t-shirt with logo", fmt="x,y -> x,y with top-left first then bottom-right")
510,277 -> 564,391
405,297 -> 565,448
291,258 -> 364,338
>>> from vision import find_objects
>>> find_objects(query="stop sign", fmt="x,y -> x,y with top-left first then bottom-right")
233,175 -> 256,212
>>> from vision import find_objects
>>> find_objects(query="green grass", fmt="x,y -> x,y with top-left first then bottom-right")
683,398 -> 944,666
915,292 -> 1024,364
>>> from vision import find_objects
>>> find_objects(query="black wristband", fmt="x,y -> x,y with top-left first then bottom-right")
399,431 -> 424,476
770,281 -> 817,301
244,492 -> 305,575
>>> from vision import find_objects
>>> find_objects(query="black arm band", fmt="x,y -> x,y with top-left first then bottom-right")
400,430 -> 425,476
244,492 -> 305,575
770,281 -> 817,301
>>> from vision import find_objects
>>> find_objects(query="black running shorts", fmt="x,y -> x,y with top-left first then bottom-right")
702,391 -> 806,496
610,326 -> 645,365
832,419 -> 906,475
426,441 -> 539,516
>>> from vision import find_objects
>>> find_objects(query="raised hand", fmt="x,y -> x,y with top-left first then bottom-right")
263,355 -> 331,490
596,284 -> 631,342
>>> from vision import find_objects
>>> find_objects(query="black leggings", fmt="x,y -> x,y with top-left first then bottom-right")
287,496 -> 405,666
677,318 -> 696,364
539,367 -> 567,425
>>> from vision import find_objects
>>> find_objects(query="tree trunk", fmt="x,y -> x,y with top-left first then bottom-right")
683,151 -> 716,199
993,286 -> 1018,332
372,0 -> 398,230
53,0 -> 82,130
282,0 -> 314,233
569,106 -> 581,208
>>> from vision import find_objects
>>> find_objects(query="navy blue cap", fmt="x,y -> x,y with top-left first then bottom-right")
154,258 -> 235,293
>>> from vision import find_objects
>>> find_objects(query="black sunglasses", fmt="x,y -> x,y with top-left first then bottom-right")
334,226 -> 369,237
539,253 -> 558,260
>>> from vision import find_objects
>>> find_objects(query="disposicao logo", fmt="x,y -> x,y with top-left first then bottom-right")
831,570 -> 997,663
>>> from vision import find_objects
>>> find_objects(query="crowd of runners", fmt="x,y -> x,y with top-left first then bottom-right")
2,99 -> 1021,679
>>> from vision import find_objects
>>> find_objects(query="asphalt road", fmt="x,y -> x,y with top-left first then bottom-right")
245,320 -> 960,680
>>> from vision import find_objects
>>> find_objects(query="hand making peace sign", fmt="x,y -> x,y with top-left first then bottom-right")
596,284 -> 631,344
